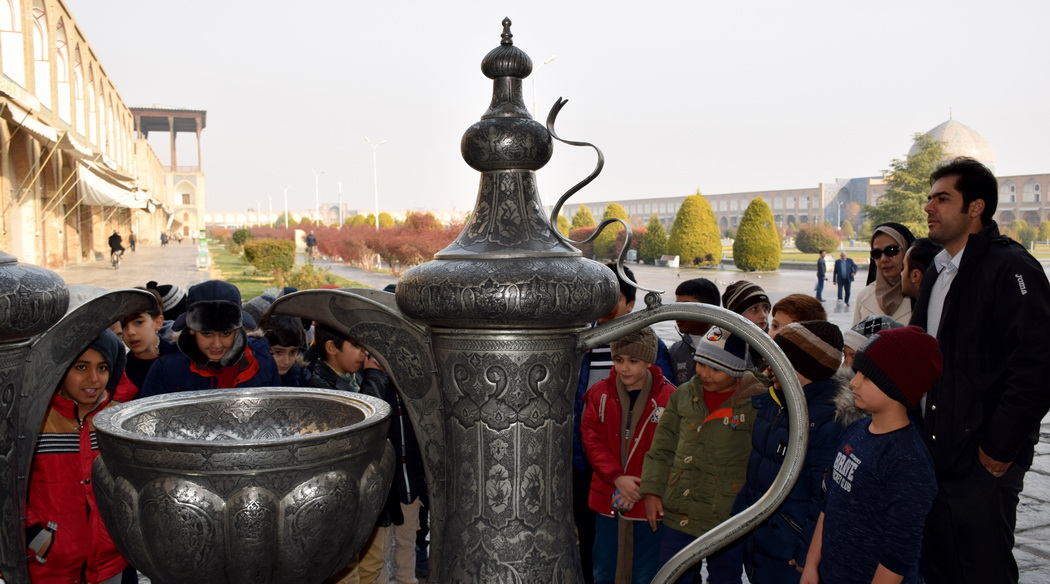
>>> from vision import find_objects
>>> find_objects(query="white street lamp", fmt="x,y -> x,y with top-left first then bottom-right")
311,168 -> 325,224
531,54 -> 557,118
364,136 -> 388,230
283,186 -> 290,228
837,201 -> 844,250
337,181 -> 343,226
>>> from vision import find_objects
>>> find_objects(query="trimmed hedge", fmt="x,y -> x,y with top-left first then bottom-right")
794,224 -> 840,254
243,238 -> 295,274
667,192 -> 721,267
733,197 -> 781,271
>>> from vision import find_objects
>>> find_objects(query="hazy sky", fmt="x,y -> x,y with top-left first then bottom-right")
66,0 -> 1050,216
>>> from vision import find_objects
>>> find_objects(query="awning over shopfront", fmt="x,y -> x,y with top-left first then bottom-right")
78,162 -> 147,209
0,100 -> 59,143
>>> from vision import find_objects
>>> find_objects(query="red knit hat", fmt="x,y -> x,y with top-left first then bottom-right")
852,325 -> 943,409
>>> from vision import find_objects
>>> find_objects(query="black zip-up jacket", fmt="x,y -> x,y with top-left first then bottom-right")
911,221 -> 1050,481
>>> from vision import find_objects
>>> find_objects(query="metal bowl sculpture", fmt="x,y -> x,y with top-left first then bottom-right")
91,387 -> 394,584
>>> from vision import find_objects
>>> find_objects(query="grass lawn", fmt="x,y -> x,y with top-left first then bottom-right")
208,244 -> 368,299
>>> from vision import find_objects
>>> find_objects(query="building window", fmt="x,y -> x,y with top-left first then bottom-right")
182,193 -> 191,205
999,182 -> 1015,203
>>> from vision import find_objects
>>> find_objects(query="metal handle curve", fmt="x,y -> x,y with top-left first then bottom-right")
580,303 -> 809,583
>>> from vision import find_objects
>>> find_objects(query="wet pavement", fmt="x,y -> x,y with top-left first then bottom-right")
50,247 -> 1050,582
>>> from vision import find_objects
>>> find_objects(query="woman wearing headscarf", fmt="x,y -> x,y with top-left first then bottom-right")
852,222 -> 916,325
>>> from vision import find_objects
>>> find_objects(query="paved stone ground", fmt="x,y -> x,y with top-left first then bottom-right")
50,251 -> 1050,582
52,241 -> 212,291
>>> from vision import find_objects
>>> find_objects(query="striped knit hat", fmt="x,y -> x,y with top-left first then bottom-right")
694,326 -> 752,378
611,327 -> 658,365
774,321 -> 843,382
722,281 -> 770,315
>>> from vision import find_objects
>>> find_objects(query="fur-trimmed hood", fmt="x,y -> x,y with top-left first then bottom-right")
833,368 -> 869,425
176,328 -> 249,368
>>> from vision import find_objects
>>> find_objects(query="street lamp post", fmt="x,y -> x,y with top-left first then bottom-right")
311,168 -> 325,224
337,181 -> 343,226
364,137 -> 387,230
531,54 -> 556,117
269,197 -> 273,228
255,200 -> 261,227
837,201 -> 844,250
283,186 -> 290,229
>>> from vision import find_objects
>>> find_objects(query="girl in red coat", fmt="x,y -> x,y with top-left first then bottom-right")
27,329 -> 128,583
581,326 -> 677,584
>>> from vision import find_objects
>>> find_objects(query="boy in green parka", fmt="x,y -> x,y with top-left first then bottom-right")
641,327 -> 764,584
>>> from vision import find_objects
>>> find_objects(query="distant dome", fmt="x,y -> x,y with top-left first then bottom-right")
910,119 -> 995,170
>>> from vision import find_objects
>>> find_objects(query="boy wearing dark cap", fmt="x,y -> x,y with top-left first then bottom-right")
582,326 -> 676,584
734,320 -> 864,582
140,280 -> 280,397
801,326 -> 941,584
669,278 -> 721,385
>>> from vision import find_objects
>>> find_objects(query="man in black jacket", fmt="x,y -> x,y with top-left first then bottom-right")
912,157 -> 1050,584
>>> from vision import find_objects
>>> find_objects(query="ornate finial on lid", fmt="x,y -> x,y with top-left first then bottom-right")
482,17 -> 532,80
501,17 -> 513,45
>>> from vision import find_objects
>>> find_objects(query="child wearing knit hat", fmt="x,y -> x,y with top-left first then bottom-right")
139,280 -> 281,398
640,327 -> 764,583
581,326 -> 677,584
722,281 -> 771,333
802,326 -> 941,584
734,320 -> 867,582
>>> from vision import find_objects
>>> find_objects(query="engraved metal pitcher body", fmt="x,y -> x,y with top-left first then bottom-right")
270,19 -> 810,584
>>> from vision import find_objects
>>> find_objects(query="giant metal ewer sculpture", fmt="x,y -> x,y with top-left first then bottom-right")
270,19 -> 810,583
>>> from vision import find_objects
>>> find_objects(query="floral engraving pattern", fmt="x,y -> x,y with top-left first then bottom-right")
435,333 -> 581,581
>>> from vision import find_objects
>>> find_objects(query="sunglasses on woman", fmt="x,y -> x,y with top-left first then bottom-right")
870,245 -> 902,260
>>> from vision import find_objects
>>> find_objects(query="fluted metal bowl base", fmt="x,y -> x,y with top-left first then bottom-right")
92,387 -> 394,584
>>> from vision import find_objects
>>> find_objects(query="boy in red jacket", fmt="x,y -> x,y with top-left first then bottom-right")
582,326 -> 677,584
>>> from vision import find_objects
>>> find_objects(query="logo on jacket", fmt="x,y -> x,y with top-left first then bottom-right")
650,406 -> 665,423
722,413 -> 746,429
1016,274 -> 1028,295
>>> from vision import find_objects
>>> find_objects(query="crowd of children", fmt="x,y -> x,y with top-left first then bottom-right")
24,279 -> 428,584
571,272 -> 947,584
26,264 -> 950,584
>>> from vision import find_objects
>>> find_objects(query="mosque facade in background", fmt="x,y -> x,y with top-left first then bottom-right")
558,119 -> 1049,235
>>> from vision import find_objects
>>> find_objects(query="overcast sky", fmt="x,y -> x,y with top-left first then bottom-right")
66,0 -> 1050,216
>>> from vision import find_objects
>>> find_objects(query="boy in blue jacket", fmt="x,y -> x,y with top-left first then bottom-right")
802,326 -> 941,583
140,280 -> 280,397
733,320 -> 862,582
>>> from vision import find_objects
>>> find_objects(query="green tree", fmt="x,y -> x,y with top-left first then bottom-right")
639,214 -> 668,264
556,214 -> 571,237
594,203 -> 630,258
865,133 -> 947,226
858,220 -> 873,242
794,224 -> 840,253
1039,221 -> 1050,243
666,191 -> 721,267
1011,219 -> 1036,249
378,212 -> 396,228
733,197 -> 781,271
841,220 -> 855,240
232,228 -> 253,245
571,205 -> 596,229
